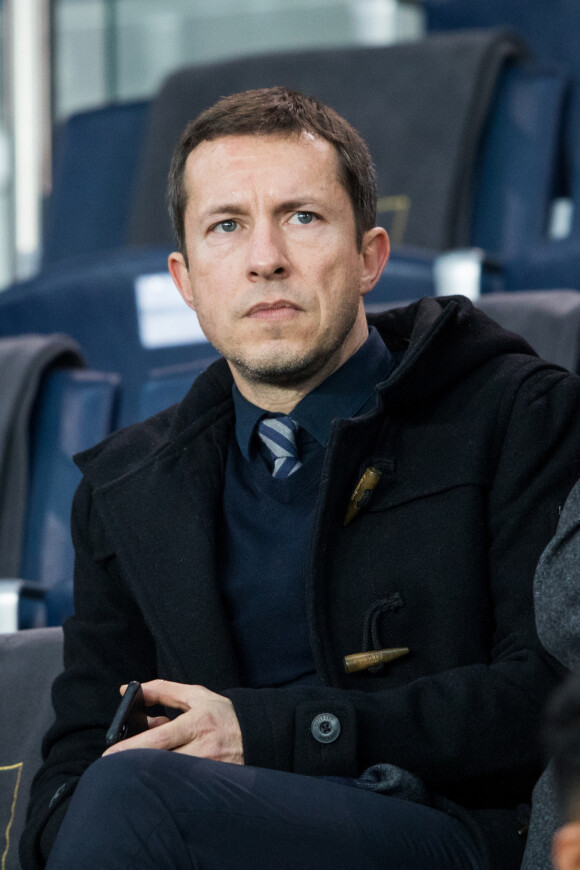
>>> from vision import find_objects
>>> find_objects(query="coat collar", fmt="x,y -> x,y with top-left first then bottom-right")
76,294 -> 535,491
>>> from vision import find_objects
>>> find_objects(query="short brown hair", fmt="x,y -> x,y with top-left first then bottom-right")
167,86 -> 377,256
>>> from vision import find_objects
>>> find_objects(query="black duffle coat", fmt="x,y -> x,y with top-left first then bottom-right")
21,296 -> 580,869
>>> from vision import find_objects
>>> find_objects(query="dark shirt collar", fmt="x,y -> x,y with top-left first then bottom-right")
233,326 -> 394,459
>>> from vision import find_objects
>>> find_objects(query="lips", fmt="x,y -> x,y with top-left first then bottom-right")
246,300 -> 301,317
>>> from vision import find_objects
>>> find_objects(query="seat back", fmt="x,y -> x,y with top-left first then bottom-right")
128,31 -> 525,253
470,65 -> 568,257
424,0 -> 580,237
0,249 -> 212,427
20,368 -> 119,625
0,627 -> 63,870
370,245 -> 441,305
43,101 -> 151,266
424,0 -> 580,85
476,289 -> 580,373
368,289 -> 580,373
138,356 -> 220,422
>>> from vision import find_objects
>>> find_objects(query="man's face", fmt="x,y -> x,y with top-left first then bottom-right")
553,821 -> 580,870
169,133 -> 388,399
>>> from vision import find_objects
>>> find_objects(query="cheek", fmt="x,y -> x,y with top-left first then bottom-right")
187,272 -> 239,340
187,262 -> 223,311
316,257 -> 362,309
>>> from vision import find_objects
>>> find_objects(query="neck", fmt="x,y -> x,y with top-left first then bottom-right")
231,379 -> 313,415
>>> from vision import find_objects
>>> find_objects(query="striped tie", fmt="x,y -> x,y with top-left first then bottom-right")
257,415 -> 302,478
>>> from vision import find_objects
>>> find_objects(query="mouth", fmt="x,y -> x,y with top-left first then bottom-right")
245,300 -> 302,320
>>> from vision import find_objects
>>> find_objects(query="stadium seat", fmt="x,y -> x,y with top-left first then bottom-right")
0,33 -> 569,436
423,0 -> 580,96
128,30 -> 527,255
38,34 -> 564,301
470,65 -> 567,259
43,100 -> 151,267
0,627 -> 64,870
499,106 -> 580,293
373,62 -> 569,302
138,356 -> 220,422
0,364 -> 119,631
420,0 -> 580,294
476,290 -> 580,373
369,289 -> 580,374
0,248 -> 211,428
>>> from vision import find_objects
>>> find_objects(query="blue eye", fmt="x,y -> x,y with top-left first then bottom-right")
214,220 -> 238,233
290,212 -> 316,225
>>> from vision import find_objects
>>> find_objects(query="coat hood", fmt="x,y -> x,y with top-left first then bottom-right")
367,294 -> 538,411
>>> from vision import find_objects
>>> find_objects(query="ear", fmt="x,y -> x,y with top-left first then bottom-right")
168,251 -> 195,311
359,227 -> 390,298
553,823 -> 580,870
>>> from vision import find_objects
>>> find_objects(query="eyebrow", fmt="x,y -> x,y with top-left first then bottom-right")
201,204 -> 247,220
200,198 -> 327,222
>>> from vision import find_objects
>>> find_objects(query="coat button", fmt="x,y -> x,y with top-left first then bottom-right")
311,713 -> 341,744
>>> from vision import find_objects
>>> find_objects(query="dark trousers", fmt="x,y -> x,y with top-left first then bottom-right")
46,750 -> 486,869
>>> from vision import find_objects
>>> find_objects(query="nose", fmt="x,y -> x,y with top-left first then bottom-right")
247,221 -> 290,281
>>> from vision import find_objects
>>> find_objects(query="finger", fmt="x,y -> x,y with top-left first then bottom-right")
140,679 -> 204,710
147,715 -> 170,729
103,715 -> 192,756
102,717 -> 170,757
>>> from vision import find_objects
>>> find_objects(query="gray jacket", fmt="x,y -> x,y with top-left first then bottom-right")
523,477 -> 580,869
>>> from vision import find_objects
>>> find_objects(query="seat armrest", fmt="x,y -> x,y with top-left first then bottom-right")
0,579 -> 47,633
434,248 -> 504,299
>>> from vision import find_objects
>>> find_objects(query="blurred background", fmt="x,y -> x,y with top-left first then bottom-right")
0,0 -> 426,289
4,0 -> 580,633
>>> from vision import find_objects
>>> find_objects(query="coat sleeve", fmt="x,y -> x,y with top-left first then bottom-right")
534,476 -> 580,670
19,478 -> 159,870
224,365 -> 580,800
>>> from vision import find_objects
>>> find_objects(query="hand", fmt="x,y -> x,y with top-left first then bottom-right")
102,679 -> 244,765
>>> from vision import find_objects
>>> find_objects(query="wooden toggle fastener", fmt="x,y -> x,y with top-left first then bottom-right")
343,465 -> 383,527
344,647 -> 409,674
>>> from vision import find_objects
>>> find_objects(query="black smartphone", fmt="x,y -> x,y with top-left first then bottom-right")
105,681 -> 148,747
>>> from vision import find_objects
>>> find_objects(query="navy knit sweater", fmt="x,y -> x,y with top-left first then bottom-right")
218,327 -> 394,688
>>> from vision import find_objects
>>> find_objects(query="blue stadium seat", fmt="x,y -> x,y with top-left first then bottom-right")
369,289 -> 580,374
43,101 -> 150,266
41,34 -> 534,270
470,65 -> 567,259
423,0 -> 580,97
420,0 -> 580,294
372,246 -> 440,304
499,85 -> 580,293
128,32 -> 527,255
0,248 -> 213,428
0,364 -> 119,630
373,63 -> 568,301
0,36 -> 569,430
20,368 -> 120,626
138,356 -> 220,422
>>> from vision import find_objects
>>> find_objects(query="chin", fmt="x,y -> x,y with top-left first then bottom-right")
229,345 -> 334,387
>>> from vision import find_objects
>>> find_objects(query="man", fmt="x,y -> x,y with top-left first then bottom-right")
522,475 -> 580,870
541,669 -> 580,870
20,87 -> 580,869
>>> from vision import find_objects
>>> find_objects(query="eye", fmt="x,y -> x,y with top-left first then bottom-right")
289,211 -> 317,226
212,219 -> 239,233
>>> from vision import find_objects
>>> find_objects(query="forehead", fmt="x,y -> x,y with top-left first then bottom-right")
182,133 -> 345,211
